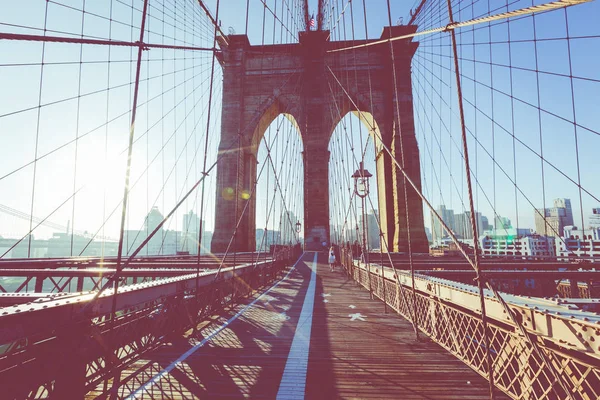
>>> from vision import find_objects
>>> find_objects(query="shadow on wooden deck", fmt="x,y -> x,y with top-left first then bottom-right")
97,252 -> 505,399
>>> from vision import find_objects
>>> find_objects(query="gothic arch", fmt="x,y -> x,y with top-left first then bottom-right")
328,110 -> 392,251
249,98 -> 302,156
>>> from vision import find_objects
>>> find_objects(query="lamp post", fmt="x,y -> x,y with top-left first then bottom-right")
295,220 -> 301,248
352,162 -> 373,298
352,162 -> 373,257
351,162 -> 373,199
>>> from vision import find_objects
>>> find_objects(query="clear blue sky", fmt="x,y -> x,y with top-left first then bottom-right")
0,0 -> 598,247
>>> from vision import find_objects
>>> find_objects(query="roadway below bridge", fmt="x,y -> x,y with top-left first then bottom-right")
108,252 -> 503,399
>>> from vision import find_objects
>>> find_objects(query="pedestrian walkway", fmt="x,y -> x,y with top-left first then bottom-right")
105,252 -> 501,399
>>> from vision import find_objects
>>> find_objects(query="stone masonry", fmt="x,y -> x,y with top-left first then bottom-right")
211,26 -> 429,253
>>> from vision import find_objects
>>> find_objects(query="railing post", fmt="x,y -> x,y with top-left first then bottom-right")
366,260 -> 373,299
381,264 -> 387,313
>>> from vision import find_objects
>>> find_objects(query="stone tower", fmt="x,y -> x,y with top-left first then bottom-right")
211,26 -> 428,253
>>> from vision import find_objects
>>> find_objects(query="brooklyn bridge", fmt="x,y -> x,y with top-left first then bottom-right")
0,0 -> 599,398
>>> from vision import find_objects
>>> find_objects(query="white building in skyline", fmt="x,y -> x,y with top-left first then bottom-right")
480,234 -> 555,258
556,226 -> 600,261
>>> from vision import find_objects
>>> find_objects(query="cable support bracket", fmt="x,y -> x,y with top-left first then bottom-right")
443,22 -> 458,33
135,41 -> 150,51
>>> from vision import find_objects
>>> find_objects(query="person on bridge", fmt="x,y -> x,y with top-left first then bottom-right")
328,246 -> 336,272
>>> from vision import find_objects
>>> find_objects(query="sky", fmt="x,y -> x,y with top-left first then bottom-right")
0,0 -> 598,254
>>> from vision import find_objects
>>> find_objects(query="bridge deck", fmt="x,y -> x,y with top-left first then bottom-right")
105,252 -> 501,399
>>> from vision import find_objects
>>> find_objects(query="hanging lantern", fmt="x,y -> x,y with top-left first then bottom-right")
351,161 -> 373,199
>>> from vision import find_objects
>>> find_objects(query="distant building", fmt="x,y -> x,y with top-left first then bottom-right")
2,234 -> 48,258
124,207 -> 180,256
182,211 -> 200,236
494,216 -> 512,231
145,206 -> 163,233
366,210 -> 380,250
454,211 -> 484,240
199,230 -> 212,254
335,223 -> 359,244
535,198 -> 574,237
430,240 -> 473,257
181,211 -> 201,254
255,229 -> 281,251
280,211 -> 298,245
431,205 -> 455,243
480,230 -> 555,258
481,216 -> 490,232
555,198 -> 574,225
556,226 -> 600,261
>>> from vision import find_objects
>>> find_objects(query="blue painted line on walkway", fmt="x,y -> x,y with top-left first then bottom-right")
276,251 -> 318,400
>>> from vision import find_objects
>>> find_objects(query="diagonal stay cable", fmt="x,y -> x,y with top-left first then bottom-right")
327,0 -> 593,53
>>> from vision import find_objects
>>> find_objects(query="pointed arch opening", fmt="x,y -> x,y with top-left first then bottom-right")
328,110 -> 391,253
253,110 -> 304,252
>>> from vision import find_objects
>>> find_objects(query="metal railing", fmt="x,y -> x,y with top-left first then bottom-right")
340,248 -> 600,400
0,246 -> 300,399
0,252 -> 273,296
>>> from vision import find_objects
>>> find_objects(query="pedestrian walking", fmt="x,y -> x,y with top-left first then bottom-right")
328,246 -> 336,272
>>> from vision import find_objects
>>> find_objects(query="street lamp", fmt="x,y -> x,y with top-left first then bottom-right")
351,161 -> 373,297
295,220 -> 301,233
351,162 -> 373,198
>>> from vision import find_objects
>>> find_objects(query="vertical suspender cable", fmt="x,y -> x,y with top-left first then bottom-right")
385,0 -> 420,340
28,1 -> 50,258
109,0 -> 150,395
197,0 -> 221,305
445,0 -> 495,397
113,0 -> 150,315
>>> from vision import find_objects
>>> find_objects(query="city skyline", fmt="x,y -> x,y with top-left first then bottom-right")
431,198 -> 600,241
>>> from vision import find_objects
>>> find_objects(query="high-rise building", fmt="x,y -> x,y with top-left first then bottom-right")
494,216 -> 512,231
431,205 -> 455,243
554,198 -> 574,226
481,216 -> 490,232
145,206 -> 163,232
181,211 -> 201,254
182,211 -> 200,236
535,198 -> 574,237
454,211 -> 484,240
366,209 -> 380,250
125,207 -> 181,256
280,211 -> 298,245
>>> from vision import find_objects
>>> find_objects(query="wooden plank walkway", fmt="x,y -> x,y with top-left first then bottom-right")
108,252 -> 503,399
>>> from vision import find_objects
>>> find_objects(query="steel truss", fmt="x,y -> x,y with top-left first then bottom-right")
0,246 -> 300,399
